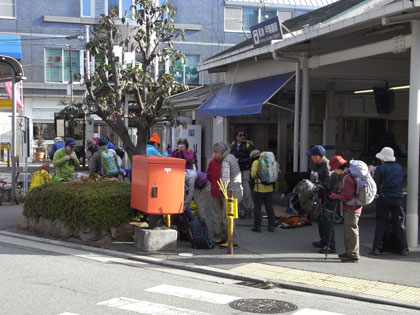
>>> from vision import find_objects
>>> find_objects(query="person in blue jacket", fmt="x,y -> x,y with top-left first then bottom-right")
370,147 -> 409,256
146,133 -> 168,157
49,137 -> 65,160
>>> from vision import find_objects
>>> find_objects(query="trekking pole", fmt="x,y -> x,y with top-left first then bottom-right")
324,202 -> 336,261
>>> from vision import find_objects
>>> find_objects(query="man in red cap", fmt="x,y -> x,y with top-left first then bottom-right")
329,155 -> 362,263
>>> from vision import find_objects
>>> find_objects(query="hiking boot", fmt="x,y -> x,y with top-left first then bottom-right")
338,252 -> 348,258
251,227 -> 262,233
312,240 -> 326,248
399,248 -> 409,256
319,246 -> 336,254
267,227 -> 275,232
369,249 -> 380,256
220,241 -> 238,248
340,256 -> 360,263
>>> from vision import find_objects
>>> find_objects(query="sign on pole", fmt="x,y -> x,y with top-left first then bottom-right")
250,16 -> 283,48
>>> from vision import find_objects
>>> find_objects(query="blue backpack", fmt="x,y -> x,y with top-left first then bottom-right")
178,207 -> 214,249
100,149 -> 119,177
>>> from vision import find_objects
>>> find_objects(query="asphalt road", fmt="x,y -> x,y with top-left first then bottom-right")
0,235 -> 417,315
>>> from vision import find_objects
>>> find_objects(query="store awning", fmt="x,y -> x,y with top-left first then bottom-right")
197,72 -> 295,117
0,35 -> 22,60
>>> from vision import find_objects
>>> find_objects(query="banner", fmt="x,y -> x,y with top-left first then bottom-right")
2,81 -> 23,110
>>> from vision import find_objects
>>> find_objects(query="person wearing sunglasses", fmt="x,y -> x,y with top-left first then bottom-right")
230,127 -> 255,219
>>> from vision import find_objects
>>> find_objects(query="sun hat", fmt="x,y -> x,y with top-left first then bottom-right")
53,137 -> 63,143
376,147 -> 396,162
149,133 -> 161,145
249,150 -> 261,159
306,145 -> 326,156
329,155 -> 348,171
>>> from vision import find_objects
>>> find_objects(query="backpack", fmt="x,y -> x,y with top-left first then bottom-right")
190,216 -> 215,249
278,214 -> 310,228
177,207 -> 214,249
258,152 -> 279,184
294,179 -> 320,217
343,160 -> 377,206
100,149 -> 119,177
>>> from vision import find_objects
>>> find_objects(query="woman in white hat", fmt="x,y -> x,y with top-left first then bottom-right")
370,147 -> 409,256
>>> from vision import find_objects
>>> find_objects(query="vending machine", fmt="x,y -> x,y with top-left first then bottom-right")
171,125 -> 202,171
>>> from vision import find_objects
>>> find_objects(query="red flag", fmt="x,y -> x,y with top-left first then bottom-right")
2,81 -> 23,110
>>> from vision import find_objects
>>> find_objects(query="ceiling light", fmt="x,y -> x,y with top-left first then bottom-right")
354,89 -> 374,94
389,85 -> 410,90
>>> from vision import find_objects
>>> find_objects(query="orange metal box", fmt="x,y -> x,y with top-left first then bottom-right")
131,155 -> 186,215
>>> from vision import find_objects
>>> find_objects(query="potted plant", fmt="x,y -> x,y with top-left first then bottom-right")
34,136 -> 45,161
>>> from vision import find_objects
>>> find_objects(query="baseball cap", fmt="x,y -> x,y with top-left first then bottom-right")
306,145 -> 326,156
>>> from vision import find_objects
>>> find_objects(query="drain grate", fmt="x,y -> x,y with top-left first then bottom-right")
229,298 -> 298,314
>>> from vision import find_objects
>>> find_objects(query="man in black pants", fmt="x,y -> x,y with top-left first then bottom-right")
370,147 -> 409,256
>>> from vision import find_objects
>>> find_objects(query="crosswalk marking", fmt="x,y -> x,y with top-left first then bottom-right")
293,309 -> 343,314
97,297 -> 213,315
144,284 -> 240,304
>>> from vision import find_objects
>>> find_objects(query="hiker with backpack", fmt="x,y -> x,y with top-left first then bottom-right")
49,137 -> 65,161
306,145 -> 335,254
230,127 -> 254,219
329,155 -> 362,263
184,169 -> 211,220
370,147 -> 409,256
88,136 -> 119,177
250,150 -> 278,233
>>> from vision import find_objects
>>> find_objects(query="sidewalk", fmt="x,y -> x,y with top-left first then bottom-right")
1,202 -> 420,310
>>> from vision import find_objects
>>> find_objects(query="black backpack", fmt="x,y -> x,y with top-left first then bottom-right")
190,216 -> 215,249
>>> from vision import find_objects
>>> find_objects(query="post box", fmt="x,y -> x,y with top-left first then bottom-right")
131,155 -> 186,215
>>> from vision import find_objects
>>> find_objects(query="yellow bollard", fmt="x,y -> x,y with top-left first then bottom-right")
217,179 -> 238,255
164,214 -> 171,228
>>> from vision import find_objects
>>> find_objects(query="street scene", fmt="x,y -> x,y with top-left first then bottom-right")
1,0 -> 420,314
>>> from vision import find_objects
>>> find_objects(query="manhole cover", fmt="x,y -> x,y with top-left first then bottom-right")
229,298 -> 298,314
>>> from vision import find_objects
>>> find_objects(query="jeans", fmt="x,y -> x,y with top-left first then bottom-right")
317,203 -> 337,248
373,197 -> 408,250
253,191 -> 276,229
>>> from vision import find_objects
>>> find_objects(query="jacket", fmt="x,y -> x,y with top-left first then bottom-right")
50,141 -> 65,160
309,157 -> 331,189
146,144 -> 169,157
374,162 -> 403,199
184,169 -> 208,204
206,157 -> 223,198
220,152 -> 242,199
338,171 -> 362,213
52,147 -> 79,179
251,160 -> 273,193
29,170 -> 52,191
170,149 -> 195,169
230,140 -> 254,171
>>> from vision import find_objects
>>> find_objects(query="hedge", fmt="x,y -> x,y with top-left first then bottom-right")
23,182 -> 141,230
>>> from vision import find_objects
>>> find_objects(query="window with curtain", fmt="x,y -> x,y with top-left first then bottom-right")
0,0 -> 15,18
242,7 -> 258,31
45,49 -> 81,83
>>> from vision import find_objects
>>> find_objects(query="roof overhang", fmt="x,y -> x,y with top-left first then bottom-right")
199,0 -> 418,72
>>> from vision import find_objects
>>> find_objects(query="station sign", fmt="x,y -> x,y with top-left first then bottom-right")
250,16 -> 283,48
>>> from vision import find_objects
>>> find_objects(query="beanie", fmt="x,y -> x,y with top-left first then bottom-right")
149,133 -> 161,145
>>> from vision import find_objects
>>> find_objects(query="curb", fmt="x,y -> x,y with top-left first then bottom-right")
1,230 -> 419,311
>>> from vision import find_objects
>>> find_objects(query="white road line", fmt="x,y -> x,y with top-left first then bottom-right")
57,313 -> 80,315
145,284 -> 240,304
293,309 -> 344,315
97,297 -> 213,315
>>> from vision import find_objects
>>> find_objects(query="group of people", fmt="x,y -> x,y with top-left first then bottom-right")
305,144 -> 409,263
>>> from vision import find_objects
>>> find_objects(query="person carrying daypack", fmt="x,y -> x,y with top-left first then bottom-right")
329,156 -> 363,263
88,136 -> 119,177
370,147 -> 408,256
250,150 -> 278,233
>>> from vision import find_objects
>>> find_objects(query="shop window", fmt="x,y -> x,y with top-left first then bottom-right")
33,122 -> 55,140
0,0 -> 15,18
45,48 -> 81,83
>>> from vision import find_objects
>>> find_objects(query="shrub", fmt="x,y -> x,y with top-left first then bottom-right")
23,182 -> 141,230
